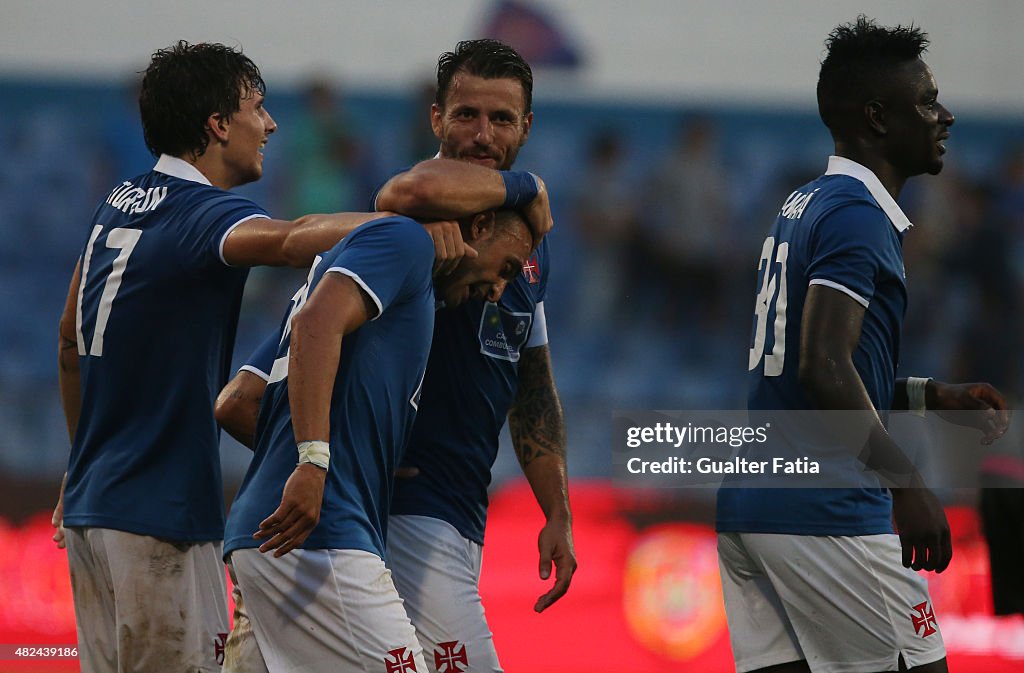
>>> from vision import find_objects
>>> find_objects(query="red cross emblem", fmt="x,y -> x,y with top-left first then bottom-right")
910,601 -> 938,637
384,647 -> 418,673
213,632 -> 228,665
522,254 -> 539,284
433,640 -> 468,673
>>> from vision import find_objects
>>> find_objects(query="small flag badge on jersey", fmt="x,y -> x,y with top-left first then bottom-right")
522,254 -> 540,284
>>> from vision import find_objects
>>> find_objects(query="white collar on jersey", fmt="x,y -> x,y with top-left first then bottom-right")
824,155 -> 912,232
154,154 -> 213,186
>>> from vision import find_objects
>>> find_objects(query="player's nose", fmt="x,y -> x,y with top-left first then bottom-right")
938,103 -> 954,127
265,109 -> 278,134
486,280 -> 508,302
473,117 -> 494,144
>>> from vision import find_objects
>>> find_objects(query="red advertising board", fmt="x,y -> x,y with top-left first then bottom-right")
1,482 -> 1022,672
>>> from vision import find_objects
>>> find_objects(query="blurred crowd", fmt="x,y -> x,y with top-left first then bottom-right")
1,76 -> 1023,485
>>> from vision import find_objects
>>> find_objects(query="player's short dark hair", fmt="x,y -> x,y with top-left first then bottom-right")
435,39 -> 533,114
139,41 -> 266,159
817,15 -> 930,134
493,208 -> 536,248
458,209 -> 533,249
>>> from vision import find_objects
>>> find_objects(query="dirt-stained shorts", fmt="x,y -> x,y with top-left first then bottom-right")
65,527 -> 228,673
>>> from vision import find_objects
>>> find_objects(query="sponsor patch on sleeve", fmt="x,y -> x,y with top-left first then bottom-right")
478,302 -> 532,362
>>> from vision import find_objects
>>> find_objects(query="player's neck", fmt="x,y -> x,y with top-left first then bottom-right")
833,144 -> 907,200
186,148 -> 238,191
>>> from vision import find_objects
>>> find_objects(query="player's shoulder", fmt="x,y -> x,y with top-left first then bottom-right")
805,175 -> 891,233
338,215 -> 434,266
352,213 -> 430,243
808,174 -> 881,212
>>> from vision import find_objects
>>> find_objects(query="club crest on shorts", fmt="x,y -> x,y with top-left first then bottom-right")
910,601 -> 938,637
384,646 -> 418,673
433,640 -> 468,673
213,632 -> 228,665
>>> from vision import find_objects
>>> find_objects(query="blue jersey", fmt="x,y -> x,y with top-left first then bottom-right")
237,242 -> 550,548
64,155 -> 269,541
391,241 -> 548,544
224,216 -> 435,558
716,156 -> 911,536
370,169 -> 551,545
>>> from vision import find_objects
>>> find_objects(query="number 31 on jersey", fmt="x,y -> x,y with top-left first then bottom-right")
748,236 -> 788,377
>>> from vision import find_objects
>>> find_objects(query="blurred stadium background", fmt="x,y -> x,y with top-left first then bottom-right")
2,1 -> 1023,671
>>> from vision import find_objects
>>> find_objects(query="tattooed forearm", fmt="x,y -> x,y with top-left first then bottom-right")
509,346 -> 566,469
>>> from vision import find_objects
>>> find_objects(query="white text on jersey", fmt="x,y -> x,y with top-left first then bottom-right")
105,181 -> 168,214
779,188 -> 819,220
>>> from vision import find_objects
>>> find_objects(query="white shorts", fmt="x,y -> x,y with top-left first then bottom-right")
65,527 -> 229,673
222,562 -> 269,673
230,547 -> 426,673
717,532 -> 946,673
387,515 -> 502,673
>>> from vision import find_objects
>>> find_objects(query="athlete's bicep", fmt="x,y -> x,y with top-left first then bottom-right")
215,370 -> 268,449
294,272 -> 376,339
220,217 -> 292,267
59,259 -> 82,351
58,260 -> 83,442
799,283 -> 867,371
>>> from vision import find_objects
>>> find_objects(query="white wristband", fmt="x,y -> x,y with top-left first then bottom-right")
297,440 -> 330,470
907,377 -> 931,417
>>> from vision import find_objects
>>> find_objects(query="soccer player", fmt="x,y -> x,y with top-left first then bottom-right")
223,208 -> 534,673
54,41 -> 396,673
217,39 -> 575,673
717,17 -> 1009,673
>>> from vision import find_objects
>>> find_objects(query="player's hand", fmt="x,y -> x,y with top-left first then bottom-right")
423,220 -> 477,276
254,463 -> 326,557
51,472 -> 67,550
891,483 -> 952,573
521,175 -> 554,244
931,381 -> 1009,445
534,514 -> 576,612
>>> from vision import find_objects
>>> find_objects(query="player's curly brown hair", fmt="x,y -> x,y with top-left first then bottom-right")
139,40 -> 266,159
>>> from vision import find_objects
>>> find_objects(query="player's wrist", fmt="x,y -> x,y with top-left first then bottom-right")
542,501 -> 572,524
500,170 -> 539,209
297,440 -> 330,471
906,376 -> 932,416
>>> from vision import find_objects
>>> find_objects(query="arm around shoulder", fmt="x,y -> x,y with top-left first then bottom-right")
375,159 -> 507,219
221,211 -> 393,268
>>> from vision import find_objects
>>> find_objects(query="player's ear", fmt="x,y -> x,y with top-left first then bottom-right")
520,111 -> 533,143
207,112 -> 231,144
430,103 -> 444,140
865,100 -> 887,136
468,211 -> 496,243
